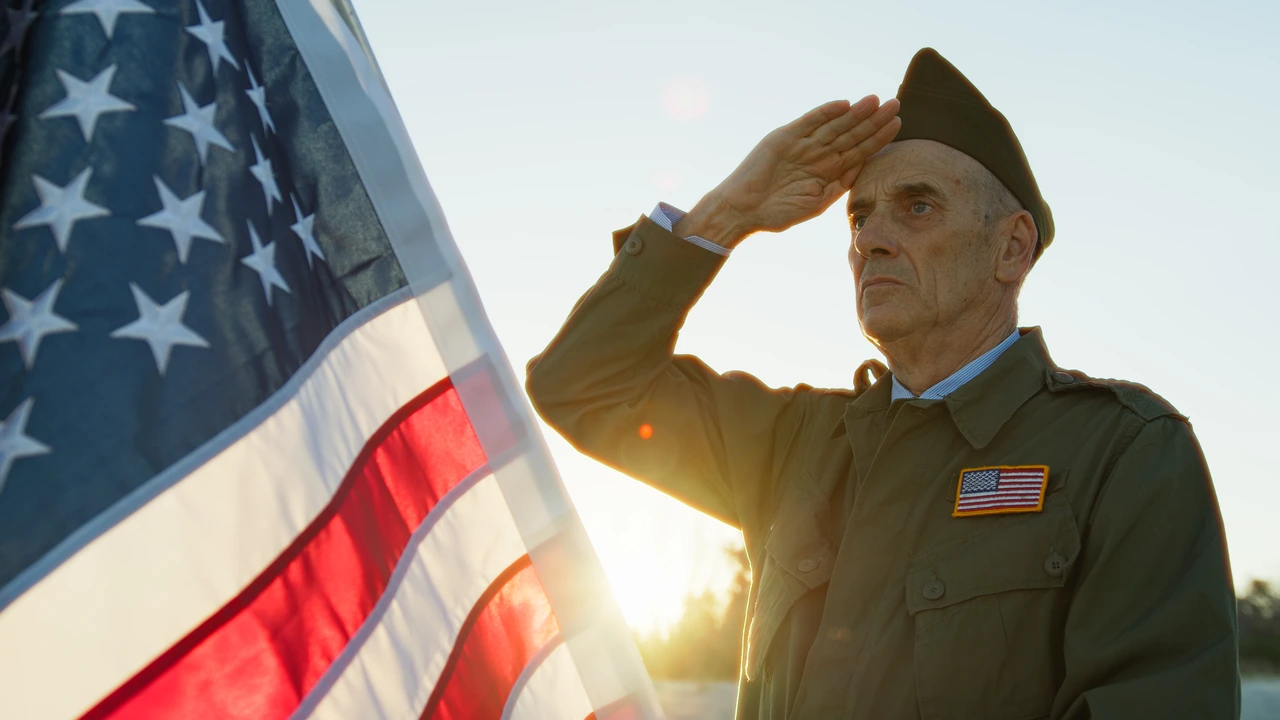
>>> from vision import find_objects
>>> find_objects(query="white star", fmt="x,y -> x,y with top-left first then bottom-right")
137,176 -> 224,263
110,283 -> 209,374
163,83 -> 233,165
185,0 -> 237,74
59,0 -> 153,40
248,135 -> 281,215
0,399 -> 49,494
0,279 -> 77,368
13,168 -> 109,253
38,64 -> 135,143
290,195 -> 325,268
241,221 -> 290,306
244,65 -> 274,135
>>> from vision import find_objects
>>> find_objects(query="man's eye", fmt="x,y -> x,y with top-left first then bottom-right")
910,202 -> 932,215
852,215 -> 868,230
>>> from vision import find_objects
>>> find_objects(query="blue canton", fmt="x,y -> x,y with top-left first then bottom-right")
0,0 -> 416,597
960,468 -> 1001,494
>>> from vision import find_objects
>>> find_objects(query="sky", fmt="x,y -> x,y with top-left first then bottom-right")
349,0 -> 1280,633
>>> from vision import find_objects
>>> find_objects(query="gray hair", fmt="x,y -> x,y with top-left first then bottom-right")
976,164 -> 1023,227
975,163 -> 1041,260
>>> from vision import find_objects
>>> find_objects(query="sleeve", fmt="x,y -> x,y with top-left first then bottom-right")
525,215 -> 817,539
1050,416 -> 1241,719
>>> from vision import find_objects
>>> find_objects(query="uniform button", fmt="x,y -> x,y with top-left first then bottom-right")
1052,371 -> 1074,384
624,237 -> 643,255
1044,552 -> 1067,578
797,557 -> 819,572
922,579 -> 946,601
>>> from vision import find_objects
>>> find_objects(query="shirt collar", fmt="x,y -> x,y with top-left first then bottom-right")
943,327 -> 1056,449
890,329 -> 1021,401
831,328 -> 1057,449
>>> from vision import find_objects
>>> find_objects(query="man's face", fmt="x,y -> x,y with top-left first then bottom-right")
847,139 -> 1003,347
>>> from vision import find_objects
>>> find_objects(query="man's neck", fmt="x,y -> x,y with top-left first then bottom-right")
879,313 -> 1017,396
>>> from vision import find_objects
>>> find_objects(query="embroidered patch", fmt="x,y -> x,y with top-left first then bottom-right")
952,465 -> 1049,517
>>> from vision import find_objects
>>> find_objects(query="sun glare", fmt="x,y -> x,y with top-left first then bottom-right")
601,547 -> 691,635
569,469 -> 744,636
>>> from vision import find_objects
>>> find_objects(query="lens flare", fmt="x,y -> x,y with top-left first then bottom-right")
661,75 -> 710,122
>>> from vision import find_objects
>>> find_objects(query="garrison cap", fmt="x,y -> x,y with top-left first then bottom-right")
895,48 -> 1055,257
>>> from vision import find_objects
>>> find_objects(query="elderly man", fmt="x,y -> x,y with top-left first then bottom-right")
526,48 -> 1239,719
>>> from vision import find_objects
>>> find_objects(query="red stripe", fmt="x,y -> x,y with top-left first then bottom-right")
420,557 -> 561,720
84,378 -> 488,720
961,493 -> 1042,499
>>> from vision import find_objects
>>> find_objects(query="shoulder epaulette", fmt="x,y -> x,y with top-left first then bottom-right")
1046,369 -> 1187,422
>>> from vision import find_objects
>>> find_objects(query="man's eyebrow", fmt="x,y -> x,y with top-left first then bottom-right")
847,180 -> 948,214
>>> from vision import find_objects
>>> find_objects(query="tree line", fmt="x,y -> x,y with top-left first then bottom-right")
637,544 -> 1280,680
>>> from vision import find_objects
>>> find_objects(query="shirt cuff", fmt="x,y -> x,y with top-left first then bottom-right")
648,202 -> 731,257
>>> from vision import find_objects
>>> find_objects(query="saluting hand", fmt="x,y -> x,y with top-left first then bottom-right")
674,96 -> 901,249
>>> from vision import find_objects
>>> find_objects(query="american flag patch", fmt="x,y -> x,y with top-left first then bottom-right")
952,465 -> 1050,517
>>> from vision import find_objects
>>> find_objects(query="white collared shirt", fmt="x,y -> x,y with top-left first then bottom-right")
648,202 -> 730,256
889,330 -> 1021,401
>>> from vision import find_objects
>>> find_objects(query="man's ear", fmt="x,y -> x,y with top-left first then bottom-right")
995,210 -> 1037,285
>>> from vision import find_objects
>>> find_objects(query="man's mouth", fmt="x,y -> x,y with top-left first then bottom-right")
861,276 -> 903,292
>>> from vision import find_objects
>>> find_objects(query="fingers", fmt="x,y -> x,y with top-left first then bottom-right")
827,98 -> 900,154
838,116 -> 902,188
785,99 -> 853,139
806,94 -> 879,146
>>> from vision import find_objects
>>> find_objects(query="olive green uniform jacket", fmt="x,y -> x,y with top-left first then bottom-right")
526,217 -> 1240,720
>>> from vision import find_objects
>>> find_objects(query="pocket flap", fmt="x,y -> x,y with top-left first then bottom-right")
906,492 -> 1080,616
762,473 -> 835,589
744,474 -> 834,681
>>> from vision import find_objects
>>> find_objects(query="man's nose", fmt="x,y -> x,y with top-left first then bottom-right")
852,213 -> 899,260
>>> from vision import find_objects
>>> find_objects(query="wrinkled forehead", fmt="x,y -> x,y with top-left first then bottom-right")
848,139 -> 986,209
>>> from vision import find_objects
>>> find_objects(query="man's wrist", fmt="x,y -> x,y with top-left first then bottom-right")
673,192 -> 752,250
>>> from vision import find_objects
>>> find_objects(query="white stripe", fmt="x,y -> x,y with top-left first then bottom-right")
276,0 -> 662,717
506,642 -> 595,720
0,287 -> 411,611
0,298 -> 448,720
304,474 -> 527,720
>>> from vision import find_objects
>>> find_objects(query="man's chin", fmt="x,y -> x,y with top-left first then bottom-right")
857,309 -> 913,347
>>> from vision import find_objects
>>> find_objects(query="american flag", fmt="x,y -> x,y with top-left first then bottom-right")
0,1 -> 658,718
952,465 -> 1049,517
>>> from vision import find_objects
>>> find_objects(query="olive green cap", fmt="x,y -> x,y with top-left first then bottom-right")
895,48 -> 1054,257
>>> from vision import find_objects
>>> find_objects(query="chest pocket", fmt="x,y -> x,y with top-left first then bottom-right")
907,491 -> 1081,720
744,472 -> 834,682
